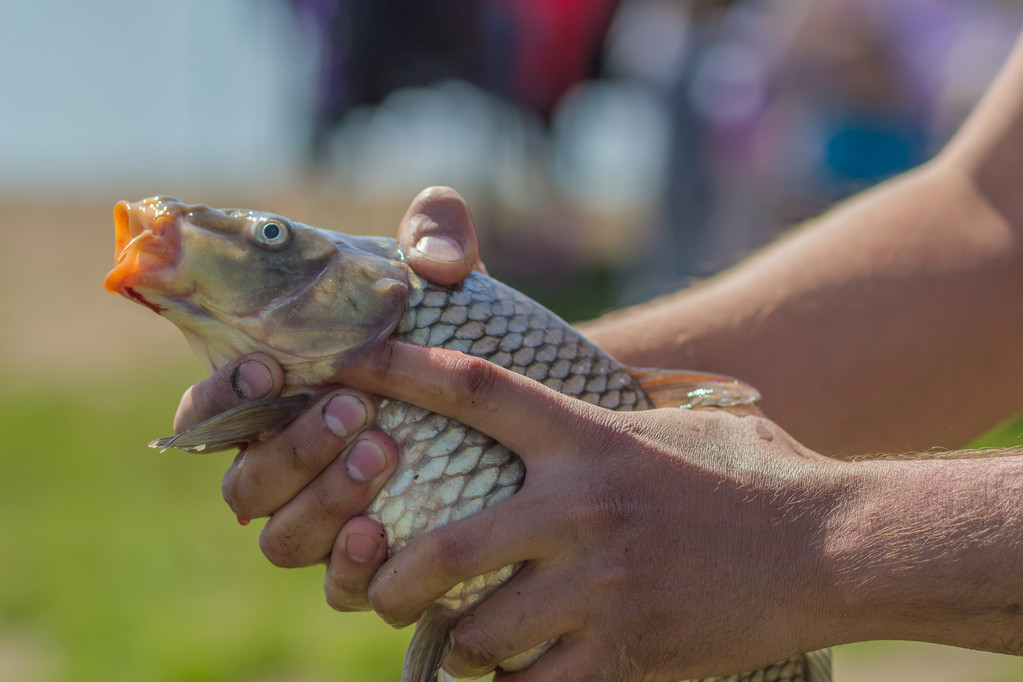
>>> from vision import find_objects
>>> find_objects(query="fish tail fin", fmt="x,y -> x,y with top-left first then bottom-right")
402,606 -> 458,682
804,648 -> 833,681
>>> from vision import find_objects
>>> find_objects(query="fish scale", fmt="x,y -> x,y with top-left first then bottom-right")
364,270 -> 649,618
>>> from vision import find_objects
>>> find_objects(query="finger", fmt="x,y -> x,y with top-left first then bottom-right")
259,431 -> 396,568
221,389 -> 375,520
368,489 -> 561,627
442,565 -> 584,679
337,340 -> 596,461
174,353 -> 284,433
323,516 -> 389,612
398,186 -> 486,286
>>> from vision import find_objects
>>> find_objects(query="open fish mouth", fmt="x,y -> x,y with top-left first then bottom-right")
103,197 -> 183,301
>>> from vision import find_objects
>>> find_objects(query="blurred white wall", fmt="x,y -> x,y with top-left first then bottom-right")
0,0 -> 313,197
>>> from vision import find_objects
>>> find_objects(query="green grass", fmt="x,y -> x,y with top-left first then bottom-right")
968,413 -> 1023,450
0,369 -> 410,682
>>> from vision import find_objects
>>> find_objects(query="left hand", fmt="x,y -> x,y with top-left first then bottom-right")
333,341 -> 847,680
168,187 -> 486,608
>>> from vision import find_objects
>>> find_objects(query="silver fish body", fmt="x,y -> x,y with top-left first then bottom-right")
374,268 -> 649,556
373,269 -> 651,676
104,197 -> 830,682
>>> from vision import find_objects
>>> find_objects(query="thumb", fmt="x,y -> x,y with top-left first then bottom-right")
398,186 -> 486,286
173,353 -> 284,434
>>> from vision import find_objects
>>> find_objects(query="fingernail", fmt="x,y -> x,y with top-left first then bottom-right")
345,533 -> 379,564
323,394 -> 369,439
346,438 -> 387,482
232,360 -> 273,400
414,235 -> 463,263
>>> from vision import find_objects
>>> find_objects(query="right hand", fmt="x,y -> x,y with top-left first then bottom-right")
326,341 -> 843,680
169,186 -> 485,609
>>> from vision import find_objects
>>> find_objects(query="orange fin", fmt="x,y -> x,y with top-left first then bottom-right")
630,368 -> 761,409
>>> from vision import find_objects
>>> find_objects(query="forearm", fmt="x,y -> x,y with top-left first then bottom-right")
824,452 -> 1023,653
583,162 -> 1023,455
582,40 -> 1023,456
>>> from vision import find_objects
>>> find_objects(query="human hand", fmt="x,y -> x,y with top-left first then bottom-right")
170,186 -> 485,609
172,352 -> 395,610
397,185 -> 486,284
330,341 -> 846,680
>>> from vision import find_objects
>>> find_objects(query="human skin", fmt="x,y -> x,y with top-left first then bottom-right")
171,35 -> 1023,681
315,344 -> 1023,679
177,341 -> 1023,679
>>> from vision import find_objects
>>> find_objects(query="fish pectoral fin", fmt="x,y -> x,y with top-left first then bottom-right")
148,395 -> 313,453
402,606 -> 458,682
629,368 -> 762,410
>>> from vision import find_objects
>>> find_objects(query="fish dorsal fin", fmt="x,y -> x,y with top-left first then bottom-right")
629,368 -> 761,410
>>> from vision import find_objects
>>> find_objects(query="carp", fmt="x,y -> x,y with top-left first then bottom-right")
103,196 -> 831,682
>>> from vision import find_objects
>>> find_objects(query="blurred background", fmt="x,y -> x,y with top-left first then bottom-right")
4,0 -> 1023,680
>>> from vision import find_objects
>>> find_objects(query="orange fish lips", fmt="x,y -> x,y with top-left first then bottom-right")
103,198 -> 184,313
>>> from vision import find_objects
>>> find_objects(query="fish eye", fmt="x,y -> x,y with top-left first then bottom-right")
253,219 -> 291,248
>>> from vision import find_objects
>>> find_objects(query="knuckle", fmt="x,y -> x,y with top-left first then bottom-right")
451,355 -> 500,409
324,573 -> 371,612
556,479 -> 641,567
287,416 -> 345,475
366,579 -> 413,626
586,483 -> 640,532
364,580 -> 390,617
286,439 -> 322,476
221,456 -> 252,517
258,528 -> 302,569
365,340 -> 399,382
566,414 -> 645,533
423,525 -> 479,584
309,478 -> 349,520
577,409 -> 639,457
276,420 -> 342,479
450,620 -> 502,674
589,560 -> 629,605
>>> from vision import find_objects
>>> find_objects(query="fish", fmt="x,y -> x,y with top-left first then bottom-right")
103,196 -> 832,682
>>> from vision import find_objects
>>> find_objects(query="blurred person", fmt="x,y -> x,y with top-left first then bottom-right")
626,0 -> 1023,296
289,0 -> 620,163
173,25 -> 1023,682
610,0 -> 931,301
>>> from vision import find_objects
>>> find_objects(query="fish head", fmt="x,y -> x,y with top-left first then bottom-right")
104,196 -> 409,383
